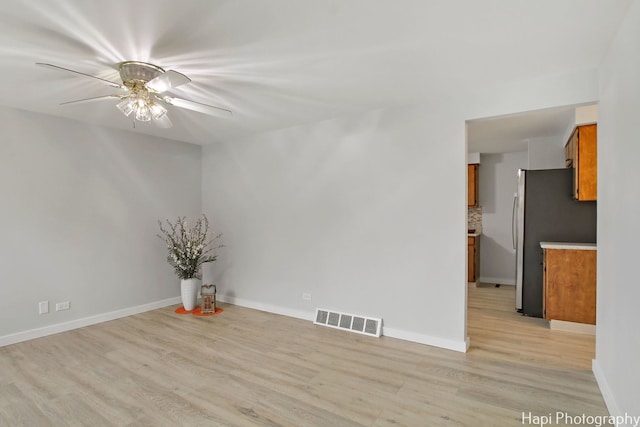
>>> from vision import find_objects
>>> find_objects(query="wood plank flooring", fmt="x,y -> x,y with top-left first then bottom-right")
0,284 -> 607,426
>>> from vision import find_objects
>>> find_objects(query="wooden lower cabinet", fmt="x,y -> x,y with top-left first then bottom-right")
468,236 -> 479,283
543,248 -> 596,324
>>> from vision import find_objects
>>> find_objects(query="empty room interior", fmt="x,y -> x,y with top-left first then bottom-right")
1,1 -> 639,425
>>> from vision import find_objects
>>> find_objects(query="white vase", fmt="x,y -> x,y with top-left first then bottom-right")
180,278 -> 201,311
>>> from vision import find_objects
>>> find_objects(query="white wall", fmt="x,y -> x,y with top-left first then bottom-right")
528,137 -> 565,170
202,66 -> 600,352
0,107 -> 201,342
0,68 -> 600,355
202,106 -> 469,351
561,104 -> 599,145
478,151 -> 528,285
575,104 -> 598,126
594,0 -> 640,419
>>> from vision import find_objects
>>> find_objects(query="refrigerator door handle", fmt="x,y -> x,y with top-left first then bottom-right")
511,192 -> 517,250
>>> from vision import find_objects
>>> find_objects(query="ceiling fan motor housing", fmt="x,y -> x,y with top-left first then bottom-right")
119,61 -> 164,84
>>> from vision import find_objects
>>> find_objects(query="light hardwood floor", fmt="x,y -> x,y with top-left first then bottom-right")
0,285 -> 607,426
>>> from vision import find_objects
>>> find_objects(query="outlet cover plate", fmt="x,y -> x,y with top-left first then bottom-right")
55,301 -> 70,311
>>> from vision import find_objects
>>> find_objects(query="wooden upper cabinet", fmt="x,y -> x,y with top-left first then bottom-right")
468,164 -> 479,207
565,130 -> 576,168
565,124 -> 597,201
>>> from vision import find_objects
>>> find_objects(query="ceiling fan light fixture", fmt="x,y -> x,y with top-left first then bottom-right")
117,93 -> 164,122
149,103 -> 167,120
116,98 -> 135,117
135,103 -> 152,122
116,85 -> 164,122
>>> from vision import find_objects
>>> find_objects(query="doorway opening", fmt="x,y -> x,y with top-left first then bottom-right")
464,103 -> 598,366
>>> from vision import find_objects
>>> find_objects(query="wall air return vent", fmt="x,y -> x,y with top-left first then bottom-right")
314,308 -> 382,337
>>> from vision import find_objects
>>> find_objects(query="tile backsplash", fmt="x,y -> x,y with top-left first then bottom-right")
468,207 -> 482,232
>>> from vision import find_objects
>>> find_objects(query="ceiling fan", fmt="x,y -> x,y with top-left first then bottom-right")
36,61 -> 232,128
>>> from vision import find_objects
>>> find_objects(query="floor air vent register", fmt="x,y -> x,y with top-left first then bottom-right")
314,308 -> 382,337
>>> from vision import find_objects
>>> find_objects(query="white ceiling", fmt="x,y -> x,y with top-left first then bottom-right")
0,0 -> 631,146
467,105 -> 578,153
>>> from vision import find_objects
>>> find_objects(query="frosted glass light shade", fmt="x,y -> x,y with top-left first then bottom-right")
149,103 -> 167,120
117,91 -> 169,123
116,98 -> 135,117
135,104 -> 151,121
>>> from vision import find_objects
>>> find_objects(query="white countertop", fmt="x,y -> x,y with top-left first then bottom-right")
540,242 -> 597,251
468,232 -> 481,237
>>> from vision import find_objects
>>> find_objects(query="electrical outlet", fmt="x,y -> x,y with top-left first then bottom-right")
55,301 -> 70,311
302,293 -> 312,301
39,301 -> 49,315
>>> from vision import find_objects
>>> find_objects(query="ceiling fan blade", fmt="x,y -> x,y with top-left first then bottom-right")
60,95 -> 121,105
154,115 -> 173,128
163,96 -> 232,117
36,63 -> 124,89
146,70 -> 191,93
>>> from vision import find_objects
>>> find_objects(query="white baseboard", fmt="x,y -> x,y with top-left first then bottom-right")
549,319 -> 595,335
218,294 -> 468,353
381,327 -> 469,353
3,293 -> 469,354
592,359 -> 622,422
478,276 -> 515,286
0,297 -> 182,348
217,294 -> 315,322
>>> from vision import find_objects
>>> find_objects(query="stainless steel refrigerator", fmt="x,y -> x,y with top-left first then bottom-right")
512,168 -> 596,317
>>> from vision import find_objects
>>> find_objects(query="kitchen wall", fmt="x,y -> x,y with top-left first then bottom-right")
528,136 -> 565,170
478,151 -> 528,285
541,104 -> 600,172
0,107 -> 201,343
562,104 -> 599,143
594,0 -> 640,418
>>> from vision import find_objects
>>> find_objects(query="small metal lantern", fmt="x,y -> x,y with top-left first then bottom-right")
200,284 -> 217,314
